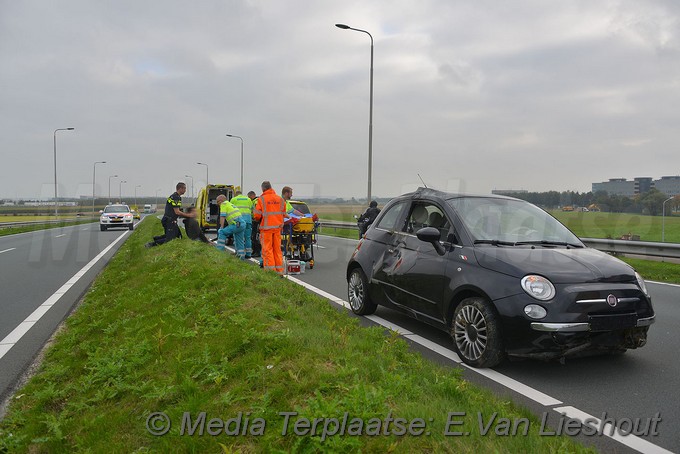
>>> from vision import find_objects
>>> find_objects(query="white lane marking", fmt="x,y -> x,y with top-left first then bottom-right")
55,234 -> 66,238
647,280 -> 680,289
0,248 -> 16,254
0,230 -> 129,360
554,406 -> 672,454
316,245 -> 326,249
285,274 -> 669,454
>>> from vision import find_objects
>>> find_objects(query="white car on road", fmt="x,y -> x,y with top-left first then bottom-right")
100,204 -> 134,231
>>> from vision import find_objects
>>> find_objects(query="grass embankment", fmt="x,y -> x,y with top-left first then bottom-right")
0,220 -> 97,237
0,218 -> 591,453
619,257 -> 680,284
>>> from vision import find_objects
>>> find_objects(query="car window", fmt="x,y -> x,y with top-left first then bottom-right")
403,202 -> 451,241
104,206 -> 130,213
448,197 -> 581,244
291,202 -> 310,214
374,201 -> 407,231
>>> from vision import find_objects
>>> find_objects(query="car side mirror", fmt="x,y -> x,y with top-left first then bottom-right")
416,227 -> 446,255
99,210 -> 103,214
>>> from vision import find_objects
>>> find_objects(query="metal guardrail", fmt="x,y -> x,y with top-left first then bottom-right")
318,221 -> 680,259
580,238 -> 680,259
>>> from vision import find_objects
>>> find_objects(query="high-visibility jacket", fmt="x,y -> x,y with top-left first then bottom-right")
253,189 -> 286,230
230,194 -> 253,221
220,200 -> 242,225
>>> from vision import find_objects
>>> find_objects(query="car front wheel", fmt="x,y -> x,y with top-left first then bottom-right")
347,268 -> 377,315
451,297 -> 504,368
100,225 -> 106,231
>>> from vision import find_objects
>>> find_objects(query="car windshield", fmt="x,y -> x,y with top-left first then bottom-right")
447,197 -> 582,245
291,202 -> 310,215
104,206 -> 130,213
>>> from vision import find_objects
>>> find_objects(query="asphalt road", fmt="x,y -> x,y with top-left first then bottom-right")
0,221 -> 133,408
293,234 -> 678,454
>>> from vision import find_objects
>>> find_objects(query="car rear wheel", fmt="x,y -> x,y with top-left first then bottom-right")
348,268 -> 377,315
451,297 -> 504,368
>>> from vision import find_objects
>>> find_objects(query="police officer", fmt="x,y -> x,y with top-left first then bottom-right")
230,191 -> 254,259
216,194 -> 245,258
147,182 -> 195,247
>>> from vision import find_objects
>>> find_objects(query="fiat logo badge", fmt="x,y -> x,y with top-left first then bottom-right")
607,294 -> 618,307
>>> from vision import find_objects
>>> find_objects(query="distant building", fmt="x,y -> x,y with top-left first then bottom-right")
592,176 -> 680,197
592,178 -> 637,197
654,176 -> 680,197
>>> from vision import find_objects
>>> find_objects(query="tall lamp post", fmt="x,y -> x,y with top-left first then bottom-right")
185,174 -> 194,204
119,180 -> 127,202
197,162 -> 209,186
335,23 -> 374,203
662,196 -> 675,242
134,184 -> 142,209
108,175 -> 118,204
92,161 -> 106,217
53,127 -> 75,217
226,134 -> 244,191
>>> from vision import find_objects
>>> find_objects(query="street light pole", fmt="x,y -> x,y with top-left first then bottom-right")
185,175 -> 194,205
336,23 -> 373,204
226,134 -> 244,191
92,161 -> 106,218
197,162 -> 209,186
53,127 -> 75,217
108,175 -> 118,204
119,180 -> 127,202
662,196 -> 674,242
135,184 -> 142,209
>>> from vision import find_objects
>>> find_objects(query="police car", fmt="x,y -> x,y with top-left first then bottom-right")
100,204 -> 134,231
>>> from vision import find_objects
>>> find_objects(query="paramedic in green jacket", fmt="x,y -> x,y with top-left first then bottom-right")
230,191 -> 254,259
216,194 -> 245,258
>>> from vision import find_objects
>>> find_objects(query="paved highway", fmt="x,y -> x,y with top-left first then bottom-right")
0,222 -> 132,409
292,234 -> 678,454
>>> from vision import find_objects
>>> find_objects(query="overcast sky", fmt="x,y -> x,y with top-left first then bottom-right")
1,0 -> 679,200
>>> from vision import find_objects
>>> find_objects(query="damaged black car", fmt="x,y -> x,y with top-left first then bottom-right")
346,188 -> 655,368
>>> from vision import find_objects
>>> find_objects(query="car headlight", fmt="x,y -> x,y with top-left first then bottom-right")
100,216 -> 107,221
635,272 -> 649,296
524,304 -> 547,319
521,275 -> 556,301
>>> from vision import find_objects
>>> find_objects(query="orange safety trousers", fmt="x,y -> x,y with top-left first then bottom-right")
261,229 -> 283,275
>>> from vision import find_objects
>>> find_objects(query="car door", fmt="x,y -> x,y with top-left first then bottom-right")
367,200 -> 410,308
384,201 -> 453,324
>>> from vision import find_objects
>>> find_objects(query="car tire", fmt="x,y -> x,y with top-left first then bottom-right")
451,297 -> 504,368
347,268 -> 377,315
129,224 -> 134,230
100,225 -> 106,231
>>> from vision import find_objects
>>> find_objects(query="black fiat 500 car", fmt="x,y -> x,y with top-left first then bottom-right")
346,188 -> 655,368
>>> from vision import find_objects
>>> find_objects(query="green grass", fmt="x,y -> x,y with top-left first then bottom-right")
550,211 -> 680,243
619,257 -> 680,284
0,220 -> 97,237
0,217 -> 592,453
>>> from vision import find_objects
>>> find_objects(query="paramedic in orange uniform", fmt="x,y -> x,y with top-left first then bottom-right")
253,181 -> 286,275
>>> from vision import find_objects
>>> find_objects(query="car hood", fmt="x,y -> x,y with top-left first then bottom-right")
473,246 -> 635,283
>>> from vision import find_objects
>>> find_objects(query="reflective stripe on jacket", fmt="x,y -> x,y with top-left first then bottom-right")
253,188 -> 285,230
230,194 -> 253,221
220,201 -> 242,224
